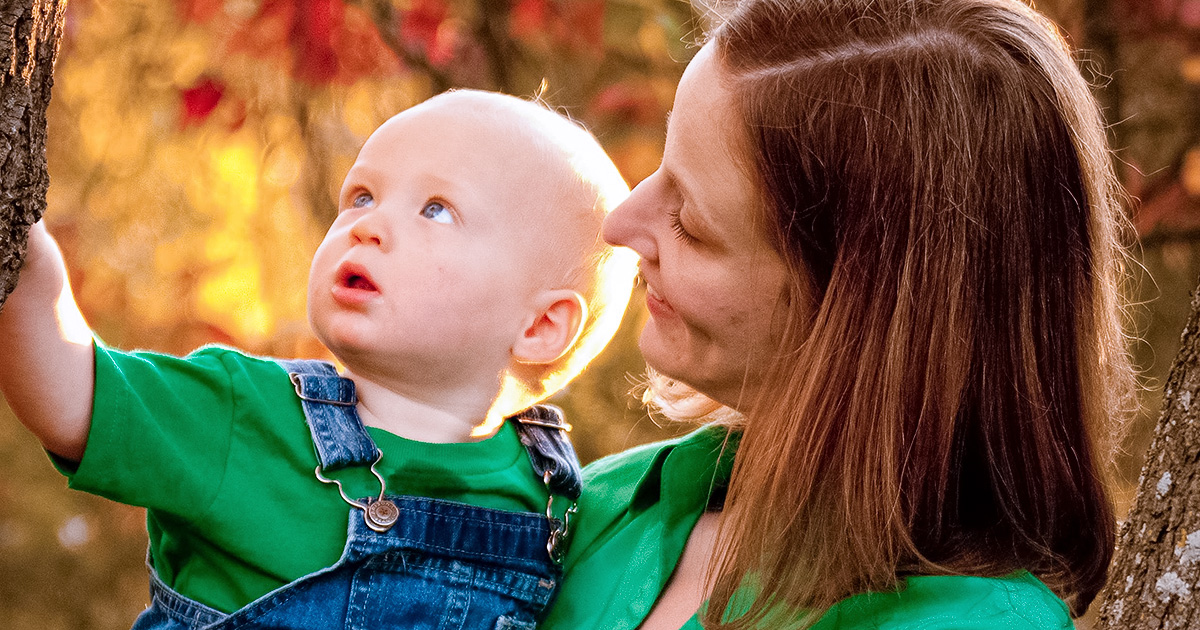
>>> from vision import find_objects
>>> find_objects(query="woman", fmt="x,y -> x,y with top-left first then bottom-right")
544,0 -> 1135,628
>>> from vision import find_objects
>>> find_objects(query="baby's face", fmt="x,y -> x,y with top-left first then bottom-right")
307,96 -> 593,385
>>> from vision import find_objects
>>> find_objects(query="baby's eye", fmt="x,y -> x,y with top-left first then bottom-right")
351,192 -> 374,208
420,200 -> 454,224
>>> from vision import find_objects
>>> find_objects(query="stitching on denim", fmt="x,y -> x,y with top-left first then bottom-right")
149,579 -> 226,627
389,502 -> 548,529
356,531 -> 548,567
363,554 -> 548,601
217,577 -> 310,629
286,360 -> 378,470
345,512 -> 554,571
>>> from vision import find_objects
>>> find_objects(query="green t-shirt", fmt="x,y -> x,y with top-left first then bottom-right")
62,344 -> 548,614
543,426 -> 1075,630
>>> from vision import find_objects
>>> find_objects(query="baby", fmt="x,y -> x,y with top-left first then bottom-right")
0,90 -> 637,629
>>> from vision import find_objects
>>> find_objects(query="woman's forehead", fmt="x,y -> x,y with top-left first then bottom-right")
665,45 -> 761,233
668,46 -> 752,170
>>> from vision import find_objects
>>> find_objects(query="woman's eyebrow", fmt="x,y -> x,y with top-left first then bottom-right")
661,167 -> 688,205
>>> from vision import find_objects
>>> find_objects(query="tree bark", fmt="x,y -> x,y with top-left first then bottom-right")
1097,279 -> 1200,629
0,0 -> 65,312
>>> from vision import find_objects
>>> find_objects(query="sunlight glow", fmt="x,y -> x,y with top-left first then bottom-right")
56,277 -> 94,348
479,108 -> 640,433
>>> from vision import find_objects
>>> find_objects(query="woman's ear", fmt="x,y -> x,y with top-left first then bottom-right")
511,290 -> 588,365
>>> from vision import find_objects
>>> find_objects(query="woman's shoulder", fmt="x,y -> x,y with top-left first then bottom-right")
815,571 -> 1073,630
582,432 -> 681,485
561,425 -> 734,568
581,424 -> 733,501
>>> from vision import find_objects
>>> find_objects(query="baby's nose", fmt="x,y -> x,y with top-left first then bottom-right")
349,215 -> 384,247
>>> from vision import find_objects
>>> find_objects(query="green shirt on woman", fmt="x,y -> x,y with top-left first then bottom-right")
544,425 -> 1075,630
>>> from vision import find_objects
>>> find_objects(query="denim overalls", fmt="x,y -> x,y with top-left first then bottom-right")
131,359 -> 582,630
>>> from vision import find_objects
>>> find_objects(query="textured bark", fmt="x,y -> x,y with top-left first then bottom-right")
1097,281 -> 1200,629
0,0 -> 65,312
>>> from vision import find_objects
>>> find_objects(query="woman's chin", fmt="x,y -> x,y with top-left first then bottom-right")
643,348 -> 759,413
637,323 -> 684,375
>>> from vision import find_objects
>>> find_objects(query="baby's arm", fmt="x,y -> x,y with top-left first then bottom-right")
0,221 -> 95,461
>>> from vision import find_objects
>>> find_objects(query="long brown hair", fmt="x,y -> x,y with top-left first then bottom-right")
692,0 -> 1137,626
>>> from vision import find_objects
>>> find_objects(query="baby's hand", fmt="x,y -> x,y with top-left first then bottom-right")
0,220 -> 95,461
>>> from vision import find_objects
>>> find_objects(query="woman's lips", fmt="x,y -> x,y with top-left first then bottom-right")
644,282 -> 674,318
331,262 -> 379,306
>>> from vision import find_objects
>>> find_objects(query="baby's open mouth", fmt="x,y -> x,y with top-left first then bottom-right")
336,263 -> 378,293
345,274 -> 377,291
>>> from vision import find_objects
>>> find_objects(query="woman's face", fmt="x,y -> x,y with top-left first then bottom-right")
603,43 -> 791,410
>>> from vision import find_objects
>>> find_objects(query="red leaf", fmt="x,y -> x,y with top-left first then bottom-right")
561,0 -> 605,52
1133,181 -> 1197,235
429,23 -> 461,67
591,81 -> 660,125
1118,0 -> 1186,30
177,0 -> 223,23
1180,0 -> 1200,28
510,0 -> 550,39
401,0 -> 448,56
180,77 -> 225,127
230,0 -> 401,85
1158,0 -> 1184,20
334,6 -> 403,81
229,0 -> 294,61
509,0 -> 604,55
288,0 -> 343,84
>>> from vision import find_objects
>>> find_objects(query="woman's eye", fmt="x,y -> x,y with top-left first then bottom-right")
668,207 -> 698,244
351,192 -> 373,208
420,201 -> 454,224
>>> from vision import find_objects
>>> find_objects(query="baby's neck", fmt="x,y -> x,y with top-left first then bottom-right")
342,368 -> 500,444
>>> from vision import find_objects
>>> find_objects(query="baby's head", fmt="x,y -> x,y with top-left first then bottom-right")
308,90 -> 637,424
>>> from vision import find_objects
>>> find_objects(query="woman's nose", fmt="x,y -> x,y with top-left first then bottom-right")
602,176 -> 659,262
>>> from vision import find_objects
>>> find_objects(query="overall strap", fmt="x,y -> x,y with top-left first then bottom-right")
510,405 -> 582,501
511,405 -> 582,563
277,359 -> 380,471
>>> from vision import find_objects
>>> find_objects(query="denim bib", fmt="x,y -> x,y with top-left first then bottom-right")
131,359 -> 582,630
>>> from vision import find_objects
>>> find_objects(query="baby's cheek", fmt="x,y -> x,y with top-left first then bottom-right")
308,238 -> 342,280
409,274 -> 482,321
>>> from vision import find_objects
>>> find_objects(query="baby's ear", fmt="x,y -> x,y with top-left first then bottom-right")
511,289 -> 588,365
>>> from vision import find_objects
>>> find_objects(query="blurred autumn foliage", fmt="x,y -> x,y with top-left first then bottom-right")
0,0 -> 1197,628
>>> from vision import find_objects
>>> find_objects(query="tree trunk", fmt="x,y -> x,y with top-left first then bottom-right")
0,0 -> 65,312
1096,279 -> 1200,629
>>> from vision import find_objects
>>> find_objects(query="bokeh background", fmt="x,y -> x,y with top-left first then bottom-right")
0,0 -> 1196,627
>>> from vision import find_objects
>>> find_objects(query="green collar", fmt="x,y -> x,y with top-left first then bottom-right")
629,424 -> 739,516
